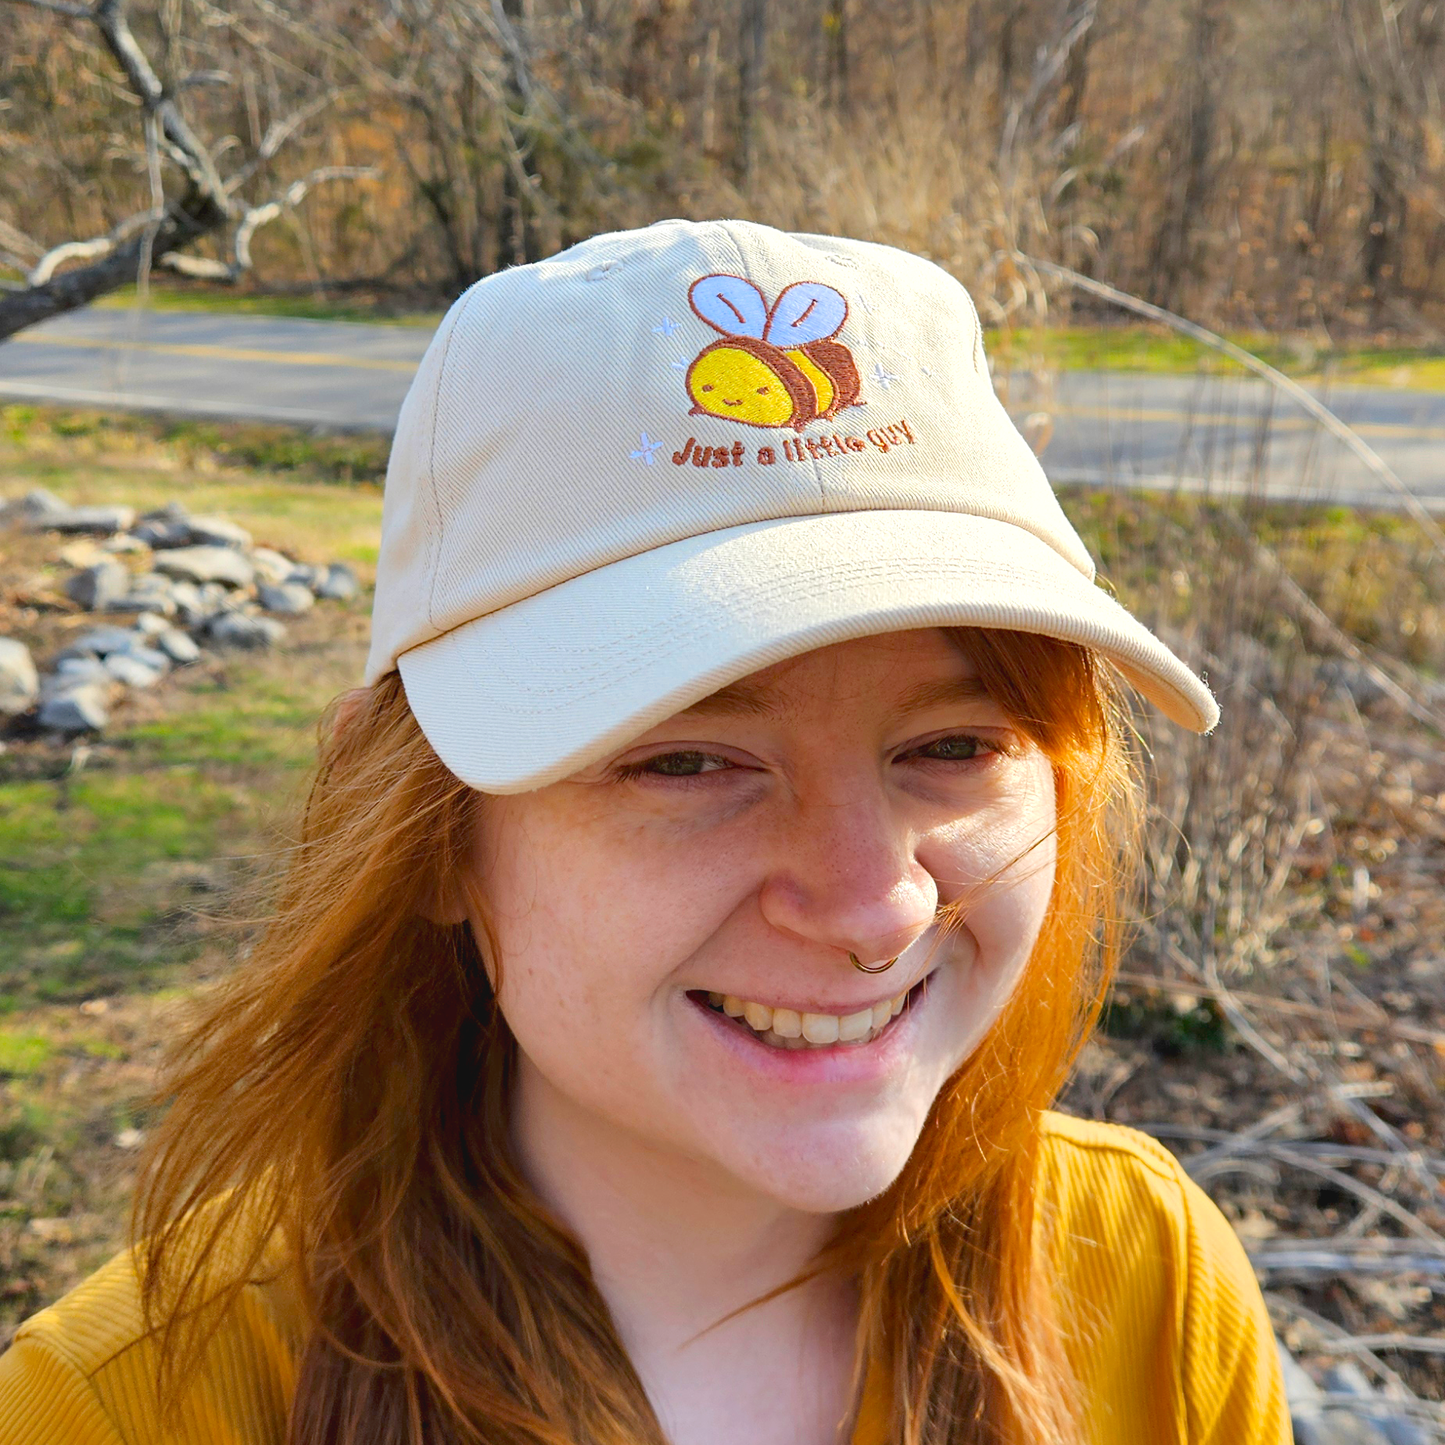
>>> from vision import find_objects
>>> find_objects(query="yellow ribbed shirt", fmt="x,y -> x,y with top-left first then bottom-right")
0,1113 -> 1290,1444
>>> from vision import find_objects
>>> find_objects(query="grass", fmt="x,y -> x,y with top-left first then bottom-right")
0,416 -> 382,1335
0,413 -> 379,1011
2,404 -> 390,490
990,324 -> 1445,390
90,282 -> 443,329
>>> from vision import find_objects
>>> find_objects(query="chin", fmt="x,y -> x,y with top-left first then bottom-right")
728,1118 -> 925,1215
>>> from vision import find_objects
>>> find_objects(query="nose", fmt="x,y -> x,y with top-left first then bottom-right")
756,789 -> 938,968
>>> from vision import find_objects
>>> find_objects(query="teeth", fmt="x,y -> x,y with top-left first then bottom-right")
801,1012 -> 840,1044
703,984 -> 916,1050
771,1008 -> 802,1039
742,1000 -> 772,1032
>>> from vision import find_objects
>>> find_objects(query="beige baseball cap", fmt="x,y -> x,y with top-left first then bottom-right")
365,218 -> 1216,794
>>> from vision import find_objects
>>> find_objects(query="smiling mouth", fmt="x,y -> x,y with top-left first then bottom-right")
722,398 -> 743,406
689,975 -> 931,1051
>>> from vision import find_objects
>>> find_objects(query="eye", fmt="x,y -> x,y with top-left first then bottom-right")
620,750 -> 732,779
906,734 -> 994,763
701,383 -> 715,392
756,385 -> 771,394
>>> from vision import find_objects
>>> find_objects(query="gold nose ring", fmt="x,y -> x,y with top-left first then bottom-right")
849,952 -> 899,974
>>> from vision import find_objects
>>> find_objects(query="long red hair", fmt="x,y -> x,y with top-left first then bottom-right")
135,627 -> 1139,1445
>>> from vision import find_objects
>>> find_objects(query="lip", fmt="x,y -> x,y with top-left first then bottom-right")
682,972 -> 934,1086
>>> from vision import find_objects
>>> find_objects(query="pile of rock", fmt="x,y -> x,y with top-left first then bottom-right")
0,488 -> 360,737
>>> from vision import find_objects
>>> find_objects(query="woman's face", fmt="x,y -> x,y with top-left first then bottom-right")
466,629 -> 1058,1215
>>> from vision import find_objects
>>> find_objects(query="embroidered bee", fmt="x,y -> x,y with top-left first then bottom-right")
685,274 -> 863,431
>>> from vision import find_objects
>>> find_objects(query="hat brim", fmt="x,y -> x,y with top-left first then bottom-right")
398,510 -> 1217,794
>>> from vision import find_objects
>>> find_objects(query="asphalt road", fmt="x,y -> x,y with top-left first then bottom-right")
3,308 -> 1443,510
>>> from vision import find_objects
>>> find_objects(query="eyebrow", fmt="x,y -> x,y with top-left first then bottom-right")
889,676 -> 992,716
678,679 -> 781,718
678,673 -> 991,721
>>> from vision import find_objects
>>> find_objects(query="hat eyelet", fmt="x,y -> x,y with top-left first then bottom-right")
585,260 -> 624,282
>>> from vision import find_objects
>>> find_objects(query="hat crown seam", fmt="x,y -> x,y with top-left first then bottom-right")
423,294 -> 471,635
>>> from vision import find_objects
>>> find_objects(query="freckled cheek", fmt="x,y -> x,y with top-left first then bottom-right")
922,770 -> 1058,990
476,822 -> 759,1048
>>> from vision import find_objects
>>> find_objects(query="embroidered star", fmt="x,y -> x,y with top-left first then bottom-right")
652,316 -> 680,338
871,362 -> 900,389
669,359 -> 688,372
630,431 -> 664,465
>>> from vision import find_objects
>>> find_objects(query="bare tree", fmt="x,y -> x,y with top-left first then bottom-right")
736,0 -> 769,184
0,0 -> 372,342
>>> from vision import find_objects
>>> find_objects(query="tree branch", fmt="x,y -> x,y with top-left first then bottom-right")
232,166 -> 377,273
87,0 -> 231,212
0,196 -> 215,341
4,0 -> 93,17
26,208 -> 162,285
0,0 -> 364,340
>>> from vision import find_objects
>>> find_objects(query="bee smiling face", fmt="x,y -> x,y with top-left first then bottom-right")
687,341 -> 803,429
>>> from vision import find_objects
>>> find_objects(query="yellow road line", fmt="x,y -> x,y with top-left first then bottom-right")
1048,403 -> 1445,442
12,332 -> 420,373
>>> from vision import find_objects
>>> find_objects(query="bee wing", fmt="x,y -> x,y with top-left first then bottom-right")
689,274 -> 769,338
764,282 -> 848,346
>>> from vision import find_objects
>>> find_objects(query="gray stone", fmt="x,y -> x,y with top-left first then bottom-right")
102,570 -> 176,613
249,548 -> 296,584
37,683 -> 109,733
314,562 -> 359,602
207,613 -> 286,650
133,612 -> 170,637
13,488 -> 68,523
139,501 -> 189,523
154,628 -> 201,665
104,654 -> 164,688
285,563 -> 326,590
42,504 -> 137,535
167,580 -> 206,624
53,656 -> 111,685
184,514 -> 252,549
0,637 -> 39,717
107,592 -> 177,619
257,581 -> 315,616
65,558 -> 131,611
1279,1346 -> 1382,1445
1322,1363 -> 1426,1445
66,626 -> 142,658
132,517 -> 193,550
100,534 -> 150,555
1282,1345 -> 1420,1445
127,643 -> 170,673
153,546 -> 255,588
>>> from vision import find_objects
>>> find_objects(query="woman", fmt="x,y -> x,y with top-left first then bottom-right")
0,220 -> 1287,1444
